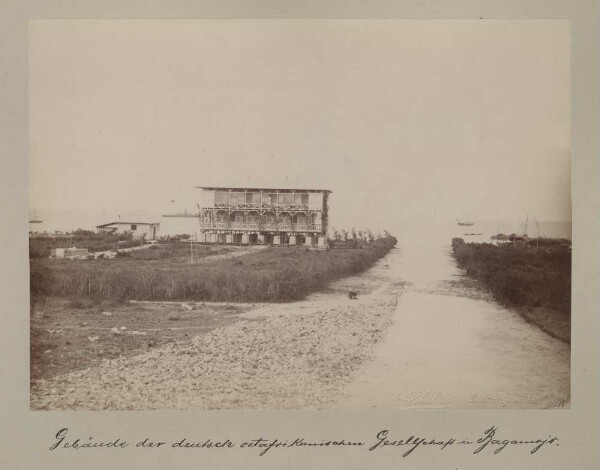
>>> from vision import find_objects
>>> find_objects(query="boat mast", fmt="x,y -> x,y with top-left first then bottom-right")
534,217 -> 542,247
521,215 -> 529,237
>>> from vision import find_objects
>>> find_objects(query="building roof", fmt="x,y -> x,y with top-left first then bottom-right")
96,221 -> 160,228
197,186 -> 332,193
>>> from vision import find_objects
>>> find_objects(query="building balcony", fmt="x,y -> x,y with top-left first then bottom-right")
210,202 -> 311,211
199,222 -> 322,232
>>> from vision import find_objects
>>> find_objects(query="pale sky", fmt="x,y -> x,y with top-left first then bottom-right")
29,20 -> 570,234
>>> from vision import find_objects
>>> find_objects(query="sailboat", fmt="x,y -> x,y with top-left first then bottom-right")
507,215 -> 530,243
456,219 -> 474,226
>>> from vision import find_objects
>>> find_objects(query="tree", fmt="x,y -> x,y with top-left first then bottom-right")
341,229 -> 348,242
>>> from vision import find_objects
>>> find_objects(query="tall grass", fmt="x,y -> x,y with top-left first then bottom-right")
30,237 -> 397,302
451,238 -> 571,315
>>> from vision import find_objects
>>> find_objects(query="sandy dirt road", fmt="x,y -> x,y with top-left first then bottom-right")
331,243 -> 570,410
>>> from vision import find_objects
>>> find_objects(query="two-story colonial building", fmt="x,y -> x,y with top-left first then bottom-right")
196,186 -> 331,247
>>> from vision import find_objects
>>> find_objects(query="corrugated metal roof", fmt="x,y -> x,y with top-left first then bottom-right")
96,221 -> 160,228
197,186 -> 332,193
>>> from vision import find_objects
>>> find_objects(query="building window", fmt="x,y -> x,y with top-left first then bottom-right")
230,192 -> 245,204
278,193 -> 294,204
215,191 -> 229,204
131,224 -> 137,230
246,192 -> 261,204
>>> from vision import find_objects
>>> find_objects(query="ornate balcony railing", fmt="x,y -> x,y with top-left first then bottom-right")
199,222 -> 322,232
208,202 -> 310,211
229,222 -> 260,230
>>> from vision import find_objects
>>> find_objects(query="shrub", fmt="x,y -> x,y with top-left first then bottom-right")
451,238 -> 571,316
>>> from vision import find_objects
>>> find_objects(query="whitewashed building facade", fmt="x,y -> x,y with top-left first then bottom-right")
95,221 -> 160,240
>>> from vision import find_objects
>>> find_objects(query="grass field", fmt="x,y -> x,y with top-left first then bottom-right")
30,237 -> 397,303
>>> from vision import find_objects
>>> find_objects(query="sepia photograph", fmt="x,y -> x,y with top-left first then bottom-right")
28,19 -> 571,411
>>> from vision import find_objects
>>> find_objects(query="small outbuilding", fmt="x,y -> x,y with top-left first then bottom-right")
95,221 -> 160,240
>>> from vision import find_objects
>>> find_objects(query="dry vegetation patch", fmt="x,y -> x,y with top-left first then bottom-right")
30,297 -> 249,382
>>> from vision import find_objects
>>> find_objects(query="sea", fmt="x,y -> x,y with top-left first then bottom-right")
29,209 -> 571,245
389,217 -> 571,249
28,208 -> 199,238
